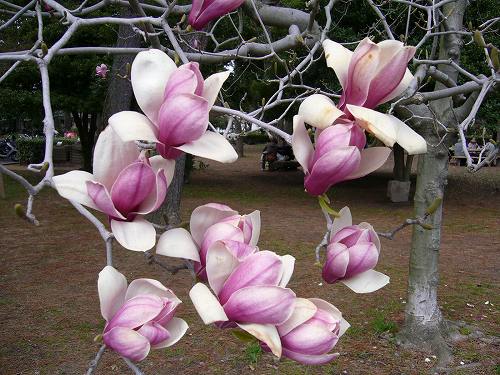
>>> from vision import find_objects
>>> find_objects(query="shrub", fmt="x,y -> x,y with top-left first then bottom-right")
244,131 -> 269,145
17,136 -> 78,164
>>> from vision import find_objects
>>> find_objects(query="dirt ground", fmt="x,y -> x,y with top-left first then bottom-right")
0,145 -> 499,375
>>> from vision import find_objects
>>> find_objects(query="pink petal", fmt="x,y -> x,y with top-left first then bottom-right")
218,251 -> 284,304
345,147 -> 391,180
104,295 -> 164,333
103,327 -> 151,362
174,130 -> 238,163
153,317 -> 188,348
200,222 -> 244,267
304,147 -> 361,196
190,203 -> 238,246
110,160 -> 156,218
344,242 -> 379,278
86,181 -> 125,220
189,0 -> 245,30
312,125 -> 353,165
126,279 -> 179,303
322,39 -> 353,90
110,217 -> 156,252
157,93 -> 209,147
137,321 -> 171,346
163,66 -> 198,100
282,322 -> 338,356
223,285 -> 295,325
322,243 -> 349,284
278,298 -> 317,337
133,167 -> 168,215
282,348 -> 339,365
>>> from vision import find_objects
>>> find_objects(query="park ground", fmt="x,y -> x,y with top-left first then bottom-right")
0,145 -> 499,375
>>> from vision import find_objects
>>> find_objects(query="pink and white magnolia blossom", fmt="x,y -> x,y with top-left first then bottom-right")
322,207 -> 389,293
53,126 -> 175,251
188,0 -> 246,30
98,266 -> 188,362
272,298 -> 350,365
189,240 -> 296,357
108,49 -> 237,163
298,37 -> 427,156
156,203 -> 260,280
95,63 -> 108,78
292,115 -> 391,196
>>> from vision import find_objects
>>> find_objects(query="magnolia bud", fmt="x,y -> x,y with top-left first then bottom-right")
473,31 -> 486,48
425,197 -> 442,215
14,203 -> 25,218
491,47 -> 499,71
41,42 -> 48,57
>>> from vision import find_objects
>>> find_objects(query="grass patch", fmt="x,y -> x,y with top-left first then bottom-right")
245,342 -> 262,366
371,312 -> 398,334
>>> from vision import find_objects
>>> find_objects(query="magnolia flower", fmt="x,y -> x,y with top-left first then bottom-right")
188,0 -> 246,30
98,266 -> 188,361
292,115 -> 391,196
109,49 -> 237,163
189,241 -> 296,357
95,63 -> 108,78
298,38 -> 427,155
53,127 -> 175,251
273,298 -> 350,365
322,207 -> 389,293
156,203 -> 260,280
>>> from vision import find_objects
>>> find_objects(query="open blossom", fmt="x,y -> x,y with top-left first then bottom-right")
156,203 -> 260,280
322,207 -> 389,293
189,241 -> 296,357
95,63 -> 108,78
298,38 -> 427,156
98,266 -> 188,362
273,298 -> 350,365
292,115 -> 391,196
53,126 -> 175,251
109,49 -> 237,163
188,0 -> 246,30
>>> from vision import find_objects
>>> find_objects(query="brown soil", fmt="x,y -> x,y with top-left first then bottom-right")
0,145 -> 499,375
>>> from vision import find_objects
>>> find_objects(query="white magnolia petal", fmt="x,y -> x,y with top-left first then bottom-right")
237,323 -> 282,357
149,155 -> 176,186
279,255 -> 295,288
394,118 -> 428,155
92,126 -> 140,190
52,171 -> 99,210
175,131 -> 238,163
358,222 -> 381,253
246,210 -> 261,246
202,70 -> 230,108
291,115 -> 314,173
341,269 -> 390,293
153,317 -> 189,348
156,228 -> 200,262
98,266 -> 127,321
190,204 -> 238,246
298,94 -> 344,129
347,105 -> 398,147
189,283 -> 228,324
323,39 -> 353,89
126,278 -> 179,303
278,298 -> 317,336
206,241 -> 239,295
346,147 -> 391,180
131,49 -> 177,124
108,111 -> 159,143
339,318 -> 350,337
111,217 -> 156,252
330,206 -> 352,239
308,298 -> 343,323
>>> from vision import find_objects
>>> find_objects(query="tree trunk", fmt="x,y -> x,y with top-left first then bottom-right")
398,124 -> 453,363
72,112 -> 97,172
398,0 -> 467,364
234,120 -> 244,157
101,13 -> 142,127
149,154 -> 186,226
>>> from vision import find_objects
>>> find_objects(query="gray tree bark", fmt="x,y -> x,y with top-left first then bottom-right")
398,0 -> 470,365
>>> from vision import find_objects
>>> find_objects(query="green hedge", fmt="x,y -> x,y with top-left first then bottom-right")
17,136 -> 78,164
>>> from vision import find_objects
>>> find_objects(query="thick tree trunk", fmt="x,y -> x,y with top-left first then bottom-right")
101,14 -> 142,127
398,0 -> 467,364
149,155 -> 186,226
398,125 -> 453,363
233,120 -> 244,157
72,112 -> 97,172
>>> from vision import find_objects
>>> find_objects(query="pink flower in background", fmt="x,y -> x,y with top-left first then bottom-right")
95,63 -> 108,78
273,298 -> 350,365
189,241 -> 296,357
98,266 -> 188,362
322,207 -> 389,293
109,49 -> 237,163
188,0 -> 246,30
53,126 -> 175,251
292,115 -> 391,196
156,203 -> 260,280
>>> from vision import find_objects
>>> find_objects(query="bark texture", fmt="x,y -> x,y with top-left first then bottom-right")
72,112 -> 98,172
